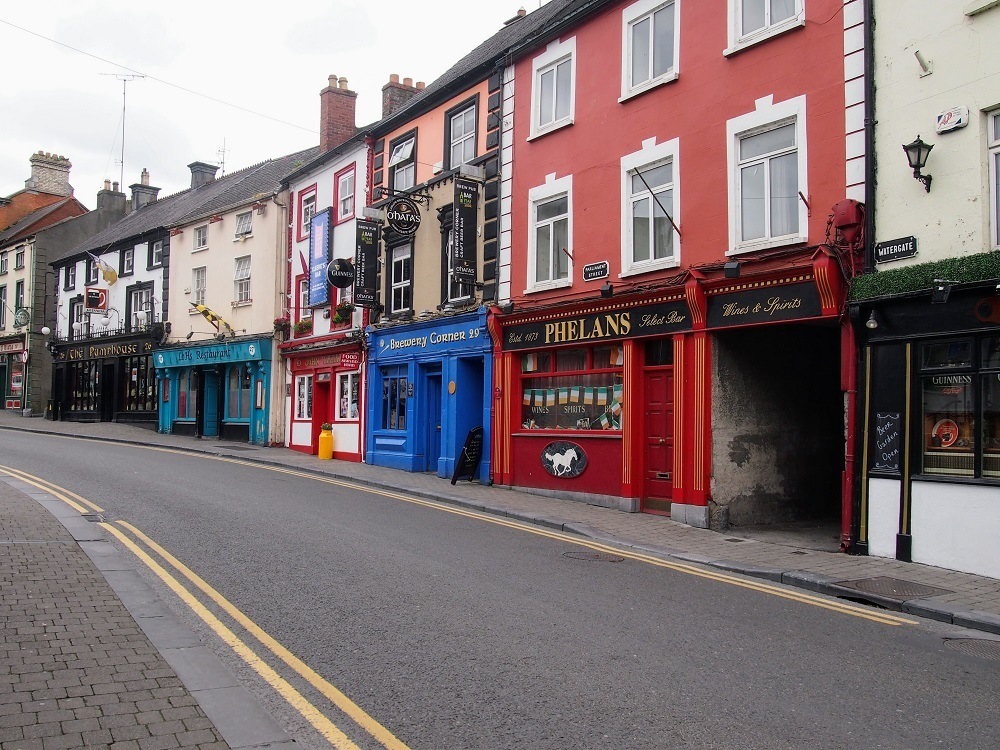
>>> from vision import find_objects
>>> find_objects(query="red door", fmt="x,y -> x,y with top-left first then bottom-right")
643,367 -> 673,514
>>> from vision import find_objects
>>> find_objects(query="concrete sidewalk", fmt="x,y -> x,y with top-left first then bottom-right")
1,410 -> 998,638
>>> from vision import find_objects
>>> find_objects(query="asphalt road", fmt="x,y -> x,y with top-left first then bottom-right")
6,431 -> 999,750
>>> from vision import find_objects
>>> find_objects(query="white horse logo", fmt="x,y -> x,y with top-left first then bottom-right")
544,447 -> 579,476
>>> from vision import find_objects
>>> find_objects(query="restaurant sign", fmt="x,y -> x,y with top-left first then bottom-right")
502,298 -> 690,351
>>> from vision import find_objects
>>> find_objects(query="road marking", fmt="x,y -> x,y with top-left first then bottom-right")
0,464 -> 105,513
6,446 -> 921,628
114,520 -> 411,750
101,522 -> 369,750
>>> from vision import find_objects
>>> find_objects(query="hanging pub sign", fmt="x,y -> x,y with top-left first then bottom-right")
874,236 -> 917,264
706,281 -> 822,329
452,177 -> 478,282
354,218 -> 380,307
309,208 -> 332,307
326,257 -> 355,289
385,196 -> 421,236
502,297 -> 690,351
12,308 -> 30,328
85,287 -> 108,313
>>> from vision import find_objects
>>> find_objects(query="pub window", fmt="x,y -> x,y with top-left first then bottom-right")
295,374 -> 313,419
520,344 -> 624,430
227,364 -> 252,421
177,370 -> 196,420
337,370 -> 360,420
919,336 -> 1000,479
121,355 -> 155,412
381,366 -> 408,430
67,361 -> 100,413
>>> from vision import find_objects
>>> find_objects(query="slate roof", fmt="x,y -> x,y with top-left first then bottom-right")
54,146 -> 319,263
0,199 -> 77,246
373,0 -> 608,134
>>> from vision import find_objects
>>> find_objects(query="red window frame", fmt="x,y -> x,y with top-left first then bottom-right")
333,166 -> 356,225
296,184 -> 318,243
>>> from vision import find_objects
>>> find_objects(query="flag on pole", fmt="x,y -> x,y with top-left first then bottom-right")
190,302 -> 235,337
86,251 -> 117,285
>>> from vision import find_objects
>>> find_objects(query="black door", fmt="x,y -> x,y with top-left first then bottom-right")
100,362 -> 116,422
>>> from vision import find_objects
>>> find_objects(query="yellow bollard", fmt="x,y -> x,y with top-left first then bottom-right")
318,426 -> 333,460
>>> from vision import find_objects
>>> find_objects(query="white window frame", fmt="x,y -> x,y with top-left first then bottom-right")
193,267 -> 207,306
337,169 -> 355,221
724,0 -> 805,56
726,94 -> 808,255
65,265 -> 76,289
301,193 -> 317,237
336,371 -> 360,421
234,255 -> 251,303
298,278 -> 312,318
389,137 -> 416,191
87,259 -> 99,284
526,174 -> 573,293
194,225 -> 208,251
235,211 -> 253,237
449,105 -> 477,168
0,287 -> 6,328
0,252 -> 7,274
130,287 -> 151,329
989,109 -> 1000,251
621,137 -> 680,276
621,0 -> 680,101
151,240 -> 163,267
389,243 -> 412,314
295,374 -> 313,420
14,246 -> 25,269
529,38 -> 576,140
122,247 -> 134,275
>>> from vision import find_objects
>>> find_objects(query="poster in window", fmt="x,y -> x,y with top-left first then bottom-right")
308,208 -> 331,307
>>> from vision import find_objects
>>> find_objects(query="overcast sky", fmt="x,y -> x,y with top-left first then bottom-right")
1,2 -> 541,210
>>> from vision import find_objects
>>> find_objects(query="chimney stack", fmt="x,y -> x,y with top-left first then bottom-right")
319,73 -> 358,153
25,151 -> 73,196
96,179 -> 127,216
129,169 -> 160,212
188,161 -> 220,188
382,74 -> 422,118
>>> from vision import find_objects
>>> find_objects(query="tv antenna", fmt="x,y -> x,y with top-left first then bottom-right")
217,138 -> 229,176
101,73 -> 145,188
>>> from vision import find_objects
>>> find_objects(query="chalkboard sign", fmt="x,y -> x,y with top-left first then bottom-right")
873,412 -> 901,473
451,426 -> 484,484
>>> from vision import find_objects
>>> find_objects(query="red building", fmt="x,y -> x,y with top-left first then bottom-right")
491,0 -> 865,541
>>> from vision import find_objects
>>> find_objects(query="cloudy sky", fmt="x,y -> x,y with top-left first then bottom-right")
1,2 -> 541,209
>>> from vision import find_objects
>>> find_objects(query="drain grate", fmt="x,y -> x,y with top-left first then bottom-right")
836,576 -> 952,600
944,638 -> 1000,662
563,551 -> 626,562
80,513 -> 105,523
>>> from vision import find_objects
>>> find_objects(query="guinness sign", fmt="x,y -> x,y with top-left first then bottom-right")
385,196 -> 421,236
326,258 -> 355,289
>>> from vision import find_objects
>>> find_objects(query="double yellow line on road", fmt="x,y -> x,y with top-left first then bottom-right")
0,464 -> 410,750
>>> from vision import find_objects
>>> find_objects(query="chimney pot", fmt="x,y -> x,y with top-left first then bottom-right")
339,76 -> 349,89
390,73 -> 400,84
141,168 -> 150,186
416,81 -> 425,90
113,181 -> 119,192
328,74 -> 338,87
403,77 -> 413,87
104,179 -> 111,191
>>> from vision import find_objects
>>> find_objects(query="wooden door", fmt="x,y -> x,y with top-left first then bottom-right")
643,367 -> 673,514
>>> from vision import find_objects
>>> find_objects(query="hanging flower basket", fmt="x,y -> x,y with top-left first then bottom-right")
332,303 -> 355,325
273,316 -> 291,335
294,318 -> 313,334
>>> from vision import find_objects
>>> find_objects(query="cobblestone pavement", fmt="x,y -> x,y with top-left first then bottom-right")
1,410 -> 999,748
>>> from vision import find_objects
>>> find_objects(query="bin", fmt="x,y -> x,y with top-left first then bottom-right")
318,428 -> 333,460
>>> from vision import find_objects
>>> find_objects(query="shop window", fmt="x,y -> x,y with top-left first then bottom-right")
919,336 -> 1000,479
295,374 -> 313,419
381,367 -> 408,430
520,344 -> 624,430
177,370 -> 196,419
337,371 -> 360,420
227,364 -> 252,421
121,355 -> 155,412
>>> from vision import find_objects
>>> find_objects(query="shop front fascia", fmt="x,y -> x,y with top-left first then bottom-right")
852,281 -> 1000,579
283,338 -> 365,460
49,330 -> 161,425
366,308 -> 493,482
153,338 -> 272,445
492,248 -> 849,525
0,335 -> 27,410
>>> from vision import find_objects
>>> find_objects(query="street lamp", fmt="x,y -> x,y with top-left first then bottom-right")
99,308 -> 121,328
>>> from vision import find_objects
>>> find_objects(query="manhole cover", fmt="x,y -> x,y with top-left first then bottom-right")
563,551 -> 626,562
836,576 -> 952,600
945,638 -> 1000,661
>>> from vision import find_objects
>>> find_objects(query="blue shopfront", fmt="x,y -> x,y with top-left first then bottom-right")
153,338 -> 272,444
366,308 -> 492,482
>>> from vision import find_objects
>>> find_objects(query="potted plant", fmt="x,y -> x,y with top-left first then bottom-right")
332,302 -> 355,325
294,318 -> 313,334
320,422 -> 333,431
273,316 -> 291,336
